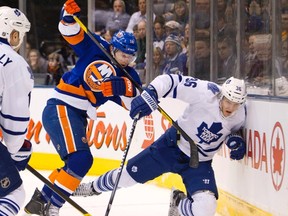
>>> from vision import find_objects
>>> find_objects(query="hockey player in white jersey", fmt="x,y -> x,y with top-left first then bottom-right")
0,6 -> 33,216
73,75 -> 247,216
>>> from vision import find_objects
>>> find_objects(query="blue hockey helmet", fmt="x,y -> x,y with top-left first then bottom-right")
111,30 -> 137,55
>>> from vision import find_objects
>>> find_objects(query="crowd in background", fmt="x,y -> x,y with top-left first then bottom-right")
26,0 -> 288,97
93,0 -> 288,96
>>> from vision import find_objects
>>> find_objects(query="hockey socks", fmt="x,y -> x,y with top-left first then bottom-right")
93,169 -> 117,193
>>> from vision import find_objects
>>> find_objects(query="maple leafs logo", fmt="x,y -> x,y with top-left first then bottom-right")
207,82 -> 220,95
197,122 -> 223,144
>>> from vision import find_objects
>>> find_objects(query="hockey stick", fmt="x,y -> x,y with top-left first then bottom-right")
73,16 -> 199,168
26,164 -> 92,216
105,115 -> 139,216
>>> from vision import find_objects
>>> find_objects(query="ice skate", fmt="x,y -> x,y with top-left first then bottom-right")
72,182 -> 101,197
168,187 -> 186,216
24,188 -> 46,215
44,202 -> 59,216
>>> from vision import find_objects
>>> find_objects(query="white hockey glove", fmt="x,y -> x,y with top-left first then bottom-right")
225,134 -> 246,160
130,85 -> 158,119
11,139 -> 32,171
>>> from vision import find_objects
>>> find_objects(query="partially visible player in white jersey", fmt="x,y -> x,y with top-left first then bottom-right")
73,75 -> 247,216
0,6 -> 33,216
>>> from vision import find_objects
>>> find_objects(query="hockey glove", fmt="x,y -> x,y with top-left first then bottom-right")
225,134 -> 246,160
60,0 -> 81,24
11,139 -> 32,171
101,76 -> 136,97
130,85 -> 158,119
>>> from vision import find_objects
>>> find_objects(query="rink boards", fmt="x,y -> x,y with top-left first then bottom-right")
13,88 -> 288,216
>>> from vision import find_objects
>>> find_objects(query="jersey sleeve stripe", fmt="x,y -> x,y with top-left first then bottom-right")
62,28 -> 85,45
57,81 -> 87,97
0,125 -> 27,136
0,112 -> 30,121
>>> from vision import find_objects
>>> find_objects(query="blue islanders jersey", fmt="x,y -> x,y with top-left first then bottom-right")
150,74 -> 247,162
54,21 -> 141,117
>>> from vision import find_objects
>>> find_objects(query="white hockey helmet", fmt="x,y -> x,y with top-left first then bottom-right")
221,77 -> 247,104
0,6 -> 30,49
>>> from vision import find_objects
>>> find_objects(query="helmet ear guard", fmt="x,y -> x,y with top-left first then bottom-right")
0,7 -> 30,49
221,77 -> 247,104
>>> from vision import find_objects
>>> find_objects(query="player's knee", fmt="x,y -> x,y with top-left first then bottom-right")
118,166 -> 138,188
67,151 -> 93,177
191,190 -> 216,216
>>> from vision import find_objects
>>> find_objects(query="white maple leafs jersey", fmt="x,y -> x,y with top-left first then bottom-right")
0,41 -> 34,154
150,74 -> 246,162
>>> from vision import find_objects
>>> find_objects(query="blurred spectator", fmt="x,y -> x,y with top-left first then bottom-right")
195,0 -> 210,38
281,33 -> 288,76
193,38 -> 211,80
217,37 -> 237,82
162,34 -> 188,75
27,49 -> 48,85
126,0 -> 155,33
132,24 -> 139,40
217,15 -> 236,40
246,34 -> 287,95
246,0 -> 263,33
163,0 -> 189,29
103,29 -> 118,42
57,44 -> 77,71
218,0 -> 227,16
25,42 -> 31,61
151,46 -> 165,79
277,35 -> 288,96
45,52 -> 65,86
164,20 -> 183,37
224,0 -> 236,25
93,2 -> 112,32
181,23 -> 189,54
105,0 -> 131,32
246,34 -> 272,85
281,8 -> 288,41
282,8 -> 288,29
244,34 -> 258,77
153,15 -> 166,50
135,20 -> 147,69
261,1 -> 271,33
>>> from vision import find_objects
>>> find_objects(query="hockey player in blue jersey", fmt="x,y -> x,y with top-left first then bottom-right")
73,75 -> 247,216
24,0 -> 141,215
0,6 -> 33,216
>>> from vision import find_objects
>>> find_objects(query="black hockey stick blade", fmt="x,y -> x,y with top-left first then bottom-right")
189,142 -> 199,168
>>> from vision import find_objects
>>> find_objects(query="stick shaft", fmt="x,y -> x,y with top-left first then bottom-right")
104,117 -> 138,216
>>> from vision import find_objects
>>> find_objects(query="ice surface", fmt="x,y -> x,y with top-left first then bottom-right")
19,170 -> 171,216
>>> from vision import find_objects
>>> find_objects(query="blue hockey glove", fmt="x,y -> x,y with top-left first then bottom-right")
60,0 -> 81,24
11,139 -> 32,171
130,85 -> 158,119
225,134 -> 246,160
101,76 -> 136,97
